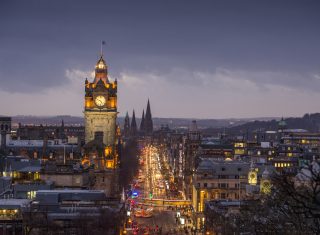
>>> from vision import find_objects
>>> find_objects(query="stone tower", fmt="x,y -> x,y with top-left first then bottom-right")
0,117 -> 11,151
83,52 -> 120,197
84,54 -> 118,146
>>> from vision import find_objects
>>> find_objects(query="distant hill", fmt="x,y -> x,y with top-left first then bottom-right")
203,113 -> 320,136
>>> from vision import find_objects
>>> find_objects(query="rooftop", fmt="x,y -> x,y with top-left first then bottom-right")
0,199 -> 31,209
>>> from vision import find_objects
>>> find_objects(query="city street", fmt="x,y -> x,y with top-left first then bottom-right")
126,145 -> 193,234
134,209 -> 178,234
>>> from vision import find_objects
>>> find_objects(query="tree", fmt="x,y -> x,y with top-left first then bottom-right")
238,161 -> 320,235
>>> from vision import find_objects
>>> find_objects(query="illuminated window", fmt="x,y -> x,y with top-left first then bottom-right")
234,143 -> 244,148
27,191 -> 36,199
106,160 -> 114,169
105,146 -> 112,156
34,172 -> 40,180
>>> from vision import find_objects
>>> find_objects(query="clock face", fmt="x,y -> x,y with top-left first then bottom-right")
249,172 -> 256,179
263,181 -> 270,188
95,95 -> 106,107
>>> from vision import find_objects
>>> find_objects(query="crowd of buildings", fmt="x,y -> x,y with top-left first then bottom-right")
1,50 -> 319,234
0,53 -> 134,234
152,118 -> 320,232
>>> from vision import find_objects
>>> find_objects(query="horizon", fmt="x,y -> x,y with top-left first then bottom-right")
3,113 -> 310,121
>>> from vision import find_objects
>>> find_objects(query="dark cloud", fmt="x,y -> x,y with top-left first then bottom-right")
0,0 -> 320,117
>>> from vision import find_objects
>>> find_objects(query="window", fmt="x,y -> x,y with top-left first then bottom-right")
221,167 -> 226,171
204,183 -> 207,188
237,168 -> 242,171
218,175 -> 227,179
27,191 -> 36,199
220,193 -> 226,199
219,183 -> 228,188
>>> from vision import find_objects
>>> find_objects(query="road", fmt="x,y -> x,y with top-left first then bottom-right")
134,209 -> 182,234
127,145 -> 193,235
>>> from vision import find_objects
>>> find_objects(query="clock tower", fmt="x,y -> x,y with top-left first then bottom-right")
84,55 -> 117,145
84,54 -> 119,170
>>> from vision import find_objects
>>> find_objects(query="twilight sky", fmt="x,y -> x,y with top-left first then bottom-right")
0,0 -> 320,118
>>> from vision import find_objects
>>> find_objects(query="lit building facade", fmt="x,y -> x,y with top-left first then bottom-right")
82,53 -> 121,197
84,55 -> 118,147
192,159 -> 250,213
83,54 -> 120,171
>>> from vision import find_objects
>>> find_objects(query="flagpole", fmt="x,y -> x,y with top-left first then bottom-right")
100,41 -> 103,57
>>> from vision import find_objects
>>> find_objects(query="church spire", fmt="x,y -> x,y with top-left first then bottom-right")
124,112 -> 130,137
131,110 -> 137,137
140,109 -> 145,132
144,99 -> 153,134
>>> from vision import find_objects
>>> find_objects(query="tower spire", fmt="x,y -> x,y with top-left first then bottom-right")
145,99 -> 153,134
94,42 -> 108,84
131,110 -> 137,137
140,109 -> 145,132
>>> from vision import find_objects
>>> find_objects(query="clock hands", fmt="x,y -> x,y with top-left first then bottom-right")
95,96 -> 106,106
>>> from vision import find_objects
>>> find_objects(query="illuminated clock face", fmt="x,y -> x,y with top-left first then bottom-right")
95,96 -> 106,107
263,181 -> 270,188
249,173 -> 256,179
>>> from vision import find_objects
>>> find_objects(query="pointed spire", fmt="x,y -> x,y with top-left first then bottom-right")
124,112 -> 130,137
145,99 -> 153,134
131,110 -> 137,137
94,49 -> 108,84
140,109 -> 145,132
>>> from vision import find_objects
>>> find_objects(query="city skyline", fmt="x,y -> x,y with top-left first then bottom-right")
1,1 -> 320,118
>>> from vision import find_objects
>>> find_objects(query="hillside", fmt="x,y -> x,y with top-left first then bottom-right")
203,113 -> 320,136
